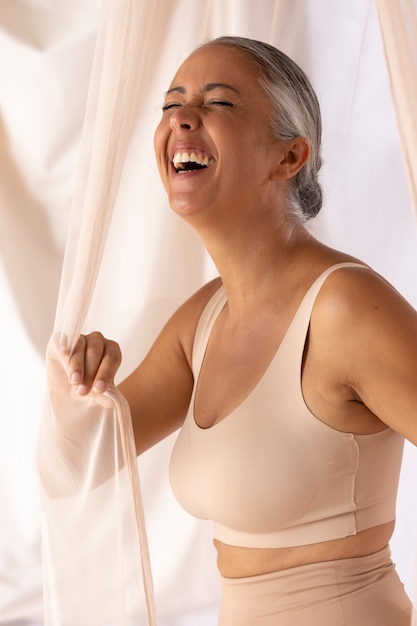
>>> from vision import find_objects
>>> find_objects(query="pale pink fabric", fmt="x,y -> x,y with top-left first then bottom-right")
36,0 -> 158,624
218,547 -> 412,626
376,0 -> 417,219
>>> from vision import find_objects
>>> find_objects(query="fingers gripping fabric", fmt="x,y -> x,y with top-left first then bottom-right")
36,1 -> 158,624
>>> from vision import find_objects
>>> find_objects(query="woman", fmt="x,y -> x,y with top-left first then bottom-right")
58,37 -> 417,624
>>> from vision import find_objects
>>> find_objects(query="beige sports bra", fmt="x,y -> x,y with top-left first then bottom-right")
169,263 -> 405,548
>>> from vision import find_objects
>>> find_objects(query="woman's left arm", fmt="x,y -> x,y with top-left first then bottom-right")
311,266 -> 417,443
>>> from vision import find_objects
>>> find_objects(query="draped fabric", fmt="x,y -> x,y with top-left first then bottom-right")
376,0 -> 417,219
1,1 -> 417,625
36,2 -> 159,624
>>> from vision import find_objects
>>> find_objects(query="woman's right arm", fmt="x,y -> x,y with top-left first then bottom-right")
61,278 -> 221,455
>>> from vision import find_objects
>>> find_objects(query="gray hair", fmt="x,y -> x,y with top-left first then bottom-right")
200,36 -> 323,221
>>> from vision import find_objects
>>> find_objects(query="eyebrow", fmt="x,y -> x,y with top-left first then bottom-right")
164,83 -> 240,96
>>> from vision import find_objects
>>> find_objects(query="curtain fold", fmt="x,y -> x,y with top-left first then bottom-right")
36,1 -> 158,624
375,0 -> 417,219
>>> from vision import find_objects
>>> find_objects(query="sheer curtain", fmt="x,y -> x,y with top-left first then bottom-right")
376,0 -> 417,218
1,1 -> 417,624
36,4 -> 159,623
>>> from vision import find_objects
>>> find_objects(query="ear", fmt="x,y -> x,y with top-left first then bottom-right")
270,137 -> 310,181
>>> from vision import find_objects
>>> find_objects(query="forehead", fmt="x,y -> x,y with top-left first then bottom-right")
169,44 -> 260,88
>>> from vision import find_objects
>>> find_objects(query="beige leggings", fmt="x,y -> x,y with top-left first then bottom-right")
218,546 -> 413,625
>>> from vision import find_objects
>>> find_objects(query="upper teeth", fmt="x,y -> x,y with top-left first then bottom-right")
172,151 -> 215,169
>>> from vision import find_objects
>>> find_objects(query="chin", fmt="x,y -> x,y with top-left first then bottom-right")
169,197 -> 205,220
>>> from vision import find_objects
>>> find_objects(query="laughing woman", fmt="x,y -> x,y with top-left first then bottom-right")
55,37 -> 417,625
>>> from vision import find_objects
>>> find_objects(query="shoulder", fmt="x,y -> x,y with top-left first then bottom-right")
174,276 -> 223,325
313,264 -> 416,330
164,277 -> 223,365
309,262 -> 417,366
304,262 -> 417,437
287,235 -> 416,337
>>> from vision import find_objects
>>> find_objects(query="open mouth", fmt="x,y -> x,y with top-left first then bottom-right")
172,150 -> 215,173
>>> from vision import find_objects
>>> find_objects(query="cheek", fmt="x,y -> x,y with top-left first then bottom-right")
153,117 -> 168,155
153,122 -> 169,178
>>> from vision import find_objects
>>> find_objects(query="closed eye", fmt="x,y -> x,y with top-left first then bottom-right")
162,102 -> 181,111
162,100 -> 234,112
206,100 -> 234,107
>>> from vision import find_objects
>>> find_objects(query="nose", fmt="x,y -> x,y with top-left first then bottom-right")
169,105 -> 201,131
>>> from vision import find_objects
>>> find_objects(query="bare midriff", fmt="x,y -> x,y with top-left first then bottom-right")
214,520 -> 395,578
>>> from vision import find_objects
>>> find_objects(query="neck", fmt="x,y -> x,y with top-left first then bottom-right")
194,213 -> 313,311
